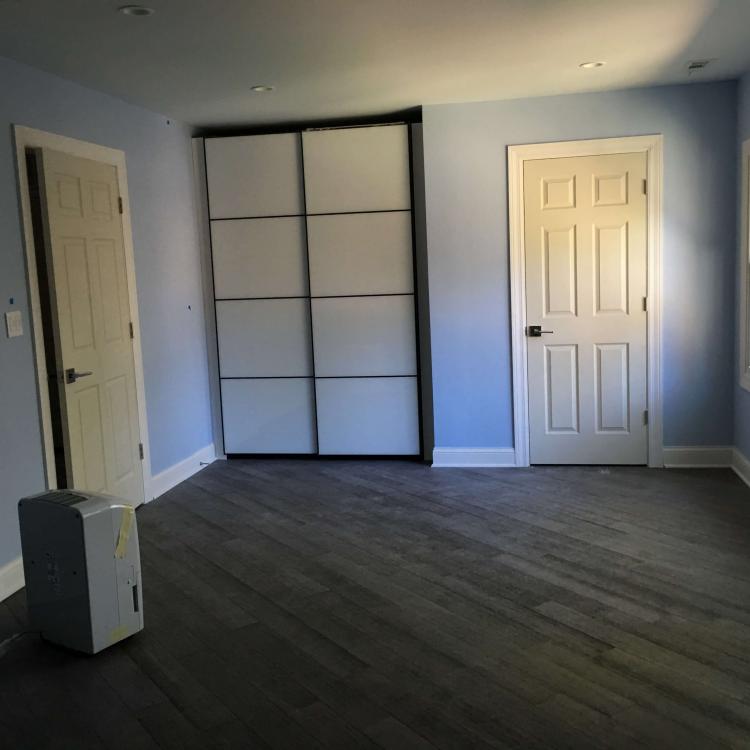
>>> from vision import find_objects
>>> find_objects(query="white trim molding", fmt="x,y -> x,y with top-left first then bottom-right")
508,135 -> 664,468
738,140 -> 750,392
662,446 -> 733,468
432,447 -> 516,468
0,557 -> 24,602
12,125 -> 153,501
149,443 -> 217,501
732,448 -> 750,488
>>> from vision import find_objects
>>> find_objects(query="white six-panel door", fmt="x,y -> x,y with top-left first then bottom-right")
38,148 -> 145,503
524,152 -> 648,464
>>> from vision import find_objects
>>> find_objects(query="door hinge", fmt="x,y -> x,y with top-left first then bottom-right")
129,321 -> 134,339
643,410 -> 649,426
642,178 -> 647,195
138,443 -> 144,460
642,296 -> 648,312
118,196 -> 124,214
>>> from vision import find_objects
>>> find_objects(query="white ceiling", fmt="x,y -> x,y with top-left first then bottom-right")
0,0 -> 748,127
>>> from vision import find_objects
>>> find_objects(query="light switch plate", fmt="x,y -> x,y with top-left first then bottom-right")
5,310 -> 23,338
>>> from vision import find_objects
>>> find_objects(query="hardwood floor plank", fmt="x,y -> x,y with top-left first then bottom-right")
2,460 -> 750,748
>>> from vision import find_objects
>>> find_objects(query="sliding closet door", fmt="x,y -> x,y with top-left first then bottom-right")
303,125 -> 420,455
205,134 -> 316,453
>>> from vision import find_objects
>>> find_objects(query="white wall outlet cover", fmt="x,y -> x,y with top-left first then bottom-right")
5,310 -> 23,338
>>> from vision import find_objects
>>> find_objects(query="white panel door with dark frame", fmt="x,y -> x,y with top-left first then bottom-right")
524,152 -> 648,464
205,132 -> 316,455
203,125 -> 421,457
36,147 -> 145,504
303,124 -> 420,456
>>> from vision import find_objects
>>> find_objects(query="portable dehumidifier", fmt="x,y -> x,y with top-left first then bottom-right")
18,490 -> 144,654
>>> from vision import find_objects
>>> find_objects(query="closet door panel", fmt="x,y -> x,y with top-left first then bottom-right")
311,296 -> 416,377
307,212 -> 413,297
205,125 -> 420,457
221,379 -> 316,453
302,126 -> 411,214
211,217 -> 308,299
216,299 -> 312,377
205,133 -> 303,219
316,377 -> 419,455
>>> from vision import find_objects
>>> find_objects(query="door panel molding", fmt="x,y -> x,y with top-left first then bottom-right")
14,125 -> 151,500
508,135 -> 663,467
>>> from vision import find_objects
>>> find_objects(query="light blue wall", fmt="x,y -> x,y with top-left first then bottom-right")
0,56 -> 212,568
423,81 -> 738,450
735,73 -> 750,457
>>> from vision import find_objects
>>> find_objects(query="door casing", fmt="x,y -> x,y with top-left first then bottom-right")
14,125 -> 151,498
508,135 -> 663,468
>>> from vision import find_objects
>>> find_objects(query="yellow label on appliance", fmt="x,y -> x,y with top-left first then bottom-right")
115,505 -> 135,559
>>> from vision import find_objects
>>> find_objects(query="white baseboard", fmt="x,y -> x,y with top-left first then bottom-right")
433,445 -> 741,470
149,443 -> 216,501
732,448 -> 750,488
0,557 -> 24,602
662,445 -> 733,468
432,447 -> 516,468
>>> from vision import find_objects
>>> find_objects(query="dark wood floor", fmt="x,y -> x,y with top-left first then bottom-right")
3,461 -> 750,749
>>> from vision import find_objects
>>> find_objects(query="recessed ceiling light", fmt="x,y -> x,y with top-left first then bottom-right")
579,61 -> 606,69
250,85 -> 275,93
118,5 -> 155,16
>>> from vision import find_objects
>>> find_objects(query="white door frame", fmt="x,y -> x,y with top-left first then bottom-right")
13,125 -> 152,497
508,135 -> 663,468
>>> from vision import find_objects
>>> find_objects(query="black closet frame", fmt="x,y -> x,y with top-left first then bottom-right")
203,122 -> 425,461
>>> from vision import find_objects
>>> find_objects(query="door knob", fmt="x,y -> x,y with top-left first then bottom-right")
527,325 -> 554,337
65,368 -> 93,384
